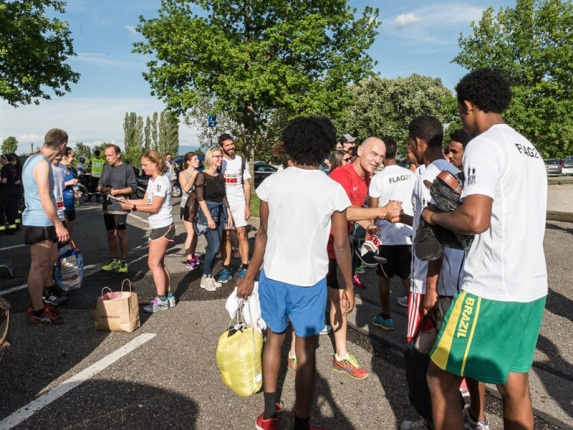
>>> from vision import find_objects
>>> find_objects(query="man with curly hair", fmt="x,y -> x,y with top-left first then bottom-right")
237,116 -> 354,430
422,68 -> 547,430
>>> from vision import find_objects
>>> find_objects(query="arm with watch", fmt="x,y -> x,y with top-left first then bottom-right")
118,196 -> 163,214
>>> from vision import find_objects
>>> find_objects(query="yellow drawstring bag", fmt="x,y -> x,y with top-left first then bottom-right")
216,304 -> 263,397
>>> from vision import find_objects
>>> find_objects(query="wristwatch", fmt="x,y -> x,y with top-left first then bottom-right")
132,205 -> 137,212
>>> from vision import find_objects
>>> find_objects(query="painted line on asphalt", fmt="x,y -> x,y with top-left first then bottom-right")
0,284 -> 26,296
0,333 -> 157,429
0,244 -> 26,251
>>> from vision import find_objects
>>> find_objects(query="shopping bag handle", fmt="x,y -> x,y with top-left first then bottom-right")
121,279 -> 133,293
100,286 -> 113,297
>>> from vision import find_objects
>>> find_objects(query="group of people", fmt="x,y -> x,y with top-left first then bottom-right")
15,67 -> 547,430
234,68 -> 547,430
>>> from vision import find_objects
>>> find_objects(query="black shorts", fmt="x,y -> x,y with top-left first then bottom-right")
150,223 -> 175,241
327,258 -> 343,290
23,225 -> 57,245
376,245 -> 412,279
64,209 -> 76,222
103,213 -> 128,231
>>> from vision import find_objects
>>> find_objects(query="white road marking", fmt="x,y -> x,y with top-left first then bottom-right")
0,284 -> 26,296
0,244 -> 26,251
0,333 -> 157,429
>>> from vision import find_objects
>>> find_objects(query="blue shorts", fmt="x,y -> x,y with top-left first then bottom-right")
259,269 -> 327,338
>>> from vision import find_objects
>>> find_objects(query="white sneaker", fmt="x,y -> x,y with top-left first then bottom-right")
397,296 -> 408,307
463,404 -> 490,430
401,419 -> 429,429
200,275 -> 217,291
213,278 -> 223,288
319,324 -> 332,335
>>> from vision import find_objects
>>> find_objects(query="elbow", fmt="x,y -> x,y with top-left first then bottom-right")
466,215 -> 490,234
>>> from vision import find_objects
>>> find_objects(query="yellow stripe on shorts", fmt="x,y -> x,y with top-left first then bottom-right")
431,291 -> 467,370
460,295 -> 481,375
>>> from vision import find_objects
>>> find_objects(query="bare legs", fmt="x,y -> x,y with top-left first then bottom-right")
148,237 -> 171,296
28,241 -> 57,311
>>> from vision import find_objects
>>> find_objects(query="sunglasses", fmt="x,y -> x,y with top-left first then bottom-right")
342,157 -> 352,162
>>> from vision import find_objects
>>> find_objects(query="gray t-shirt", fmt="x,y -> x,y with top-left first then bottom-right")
98,162 -> 137,214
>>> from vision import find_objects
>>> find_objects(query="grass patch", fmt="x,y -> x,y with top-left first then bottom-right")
250,190 -> 260,217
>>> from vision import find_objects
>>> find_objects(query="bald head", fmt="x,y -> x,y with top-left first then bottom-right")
357,137 -> 386,175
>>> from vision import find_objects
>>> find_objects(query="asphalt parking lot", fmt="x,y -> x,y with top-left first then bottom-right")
0,190 -> 572,429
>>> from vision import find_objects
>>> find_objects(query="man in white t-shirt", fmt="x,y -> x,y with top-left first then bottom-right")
369,136 -> 416,331
217,134 -> 252,283
423,69 -> 547,430
237,116 -> 353,430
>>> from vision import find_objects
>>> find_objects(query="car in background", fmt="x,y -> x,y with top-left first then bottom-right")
561,159 -> 573,175
254,161 -> 278,187
544,159 -> 563,176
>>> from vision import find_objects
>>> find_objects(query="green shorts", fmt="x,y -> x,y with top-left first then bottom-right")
430,291 -> 546,385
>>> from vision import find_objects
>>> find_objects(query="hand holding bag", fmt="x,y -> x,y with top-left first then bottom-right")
55,240 -> 84,292
95,280 -> 140,332
216,302 -> 263,397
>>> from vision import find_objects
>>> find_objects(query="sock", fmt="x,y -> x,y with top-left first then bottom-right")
293,415 -> 310,430
33,309 -> 45,317
158,295 -> 166,301
263,392 -> 278,419
335,352 -> 348,362
381,313 -> 391,319
241,263 -> 249,270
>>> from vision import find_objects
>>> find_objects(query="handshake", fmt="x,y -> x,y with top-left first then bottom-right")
377,200 -> 402,223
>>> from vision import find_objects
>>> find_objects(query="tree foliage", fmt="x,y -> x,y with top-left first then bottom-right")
157,109 -> 179,155
1,136 -> 18,154
453,0 -> 573,157
0,0 -> 79,106
124,112 -> 144,167
134,0 -> 380,160
335,74 -> 457,155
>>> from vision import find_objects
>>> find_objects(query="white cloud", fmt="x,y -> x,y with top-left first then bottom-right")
395,13 -> 420,28
75,52 -> 141,69
0,97 -> 199,154
125,25 -> 137,35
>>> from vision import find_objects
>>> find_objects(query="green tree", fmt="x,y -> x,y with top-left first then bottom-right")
123,112 -> 144,167
336,74 -> 457,154
151,112 -> 159,150
0,0 -> 79,106
453,0 -> 573,157
1,136 -> 18,154
158,109 -> 179,156
74,142 -> 91,159
144,116 -> 152,150
134,0 -> 380,161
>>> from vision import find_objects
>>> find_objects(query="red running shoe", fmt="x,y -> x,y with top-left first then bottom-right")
28,307 -> 64,326
352,274 -> 365,289
255,414 -> 277,430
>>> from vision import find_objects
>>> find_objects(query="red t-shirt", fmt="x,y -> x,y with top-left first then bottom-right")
327,163 -> 370,258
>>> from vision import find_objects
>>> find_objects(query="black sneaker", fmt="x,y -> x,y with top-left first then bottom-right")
43,287 -> 68,306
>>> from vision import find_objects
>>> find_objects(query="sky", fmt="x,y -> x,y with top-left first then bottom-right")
0,0 -> 515,154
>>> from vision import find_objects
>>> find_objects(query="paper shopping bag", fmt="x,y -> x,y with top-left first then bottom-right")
95,280 -> 140,332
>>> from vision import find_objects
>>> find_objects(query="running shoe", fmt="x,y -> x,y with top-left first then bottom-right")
332,353 -> 368,379
167,293 -> 176,308
255,414 -> 277,430
463,404 -> 490,430
28,307 -> 64,326
101,259 -> 120,272
287,355 -> 297,376
352,274 -> 365,289
43,287 -> 68,306
397,296 -> 409,308
117,261 -> 128,274
216,267 -> 232,283
319,324 -> 332,335
237,267 -> 247,281
27,303 -> 61,316
372,314 -> 394,331
355,263 -> 365,274
191,255 -> 201,269
185,260 -> 195,270
143,296 -> 170,314
401,419 -> 429,429
200,276 -> 218,292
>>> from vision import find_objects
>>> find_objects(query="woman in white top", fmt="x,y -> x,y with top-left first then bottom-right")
119,150 -> 175,314
179,152 -> 201,269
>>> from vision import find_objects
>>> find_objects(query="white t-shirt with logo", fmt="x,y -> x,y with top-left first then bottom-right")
145,174 -> 173,229
411,159 -> 464,296
369,164 -> 416,245
257,167 -> 351,286
221,155 -> 252,207
460,124 -> 547,302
